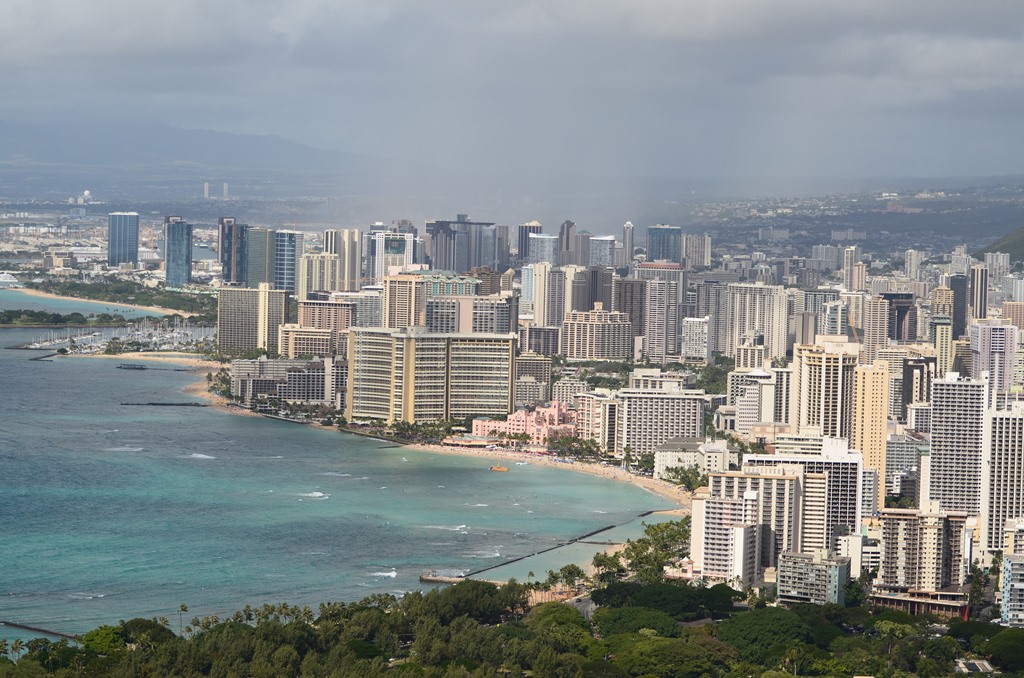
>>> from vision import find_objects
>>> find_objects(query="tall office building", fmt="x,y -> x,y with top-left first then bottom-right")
949,273 -> 969,338
982,403 -> 1024,553
791,338 -> 860,439
163,216 -> 192,287
971,263 -> 990,321
614,278 -> 647,337
558,220 -> 577,264
331,228 -> 363,292
368,231 -> 418,284
217,283 -> 288,354
726,282 -> 789,361
589,235 -> 615,267
517,220 -> 543,261
107,212 -> 140,266
425,214 -> 505,272
970,318 -> 1018,398
881,292 -> 917,341
274,230 -> 305,295
569,266 -> 614,312
245,228 -> 276,286
527,233 -> 559,266
622,221 -> 635,265
646,224 -> 683,263
853,360 -> 891,510
643,279 -> 679,364
929,372 -> 989,514
218,217 -> 248,284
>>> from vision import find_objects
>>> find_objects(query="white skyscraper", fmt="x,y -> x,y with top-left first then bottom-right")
725,282 -> 789,361
643,279 -> 679,364
928,372 -> 989,514
981,404 -> 1024,553
970,318 -> 1018,399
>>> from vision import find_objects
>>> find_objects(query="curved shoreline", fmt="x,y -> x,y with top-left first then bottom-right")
11,287 -> 194,317
61,349 -> 693,510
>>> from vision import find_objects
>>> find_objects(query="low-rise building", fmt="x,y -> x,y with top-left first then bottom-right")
777,549 -> 851,606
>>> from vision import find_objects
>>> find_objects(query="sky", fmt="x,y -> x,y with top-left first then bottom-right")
3,0 -> 1024,178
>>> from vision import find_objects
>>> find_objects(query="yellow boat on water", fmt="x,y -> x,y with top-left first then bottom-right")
489,465 -> 509,472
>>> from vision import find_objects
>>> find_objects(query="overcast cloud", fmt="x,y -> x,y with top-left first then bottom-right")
3,0 -> 1023,177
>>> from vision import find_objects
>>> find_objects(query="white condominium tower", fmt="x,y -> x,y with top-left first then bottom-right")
970,318 -> 1017,399
725,282 -> 788,361
982,403 -> 1024,553
928,372 -> 989,514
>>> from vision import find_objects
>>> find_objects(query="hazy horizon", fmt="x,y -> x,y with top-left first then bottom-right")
2,1 -> 1023,182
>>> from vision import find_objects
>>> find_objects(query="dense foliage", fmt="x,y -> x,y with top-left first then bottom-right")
26,280 -> 217,323
0,309 -> 130,326
3,577 -> 1022,677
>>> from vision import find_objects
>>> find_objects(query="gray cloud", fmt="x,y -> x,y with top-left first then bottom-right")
2,0 -> 1023,178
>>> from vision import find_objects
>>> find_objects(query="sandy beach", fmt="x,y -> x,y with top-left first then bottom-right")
15,288 -> 196,317
402,442 -> 693,509
65,350 -> 693,510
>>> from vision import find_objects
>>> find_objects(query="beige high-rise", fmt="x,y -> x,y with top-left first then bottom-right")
791,337 -> 860,439
852,360 -> 890,510
861,296 -> 890,362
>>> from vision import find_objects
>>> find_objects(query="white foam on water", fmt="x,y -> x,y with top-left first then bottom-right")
185,453 -> 216,459
369,570 -> 397,578
593,510 -> 608,514
319,472 -> 351,477
379,486 -> 388,490
104,446 -> 144,452
356,476 -> 370,480
423,524 -> 469,533
297,491 -> 329,499
465,503 -> 489,507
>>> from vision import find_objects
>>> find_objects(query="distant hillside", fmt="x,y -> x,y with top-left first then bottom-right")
975,222 -> 1024,262
0,120 -> 369,172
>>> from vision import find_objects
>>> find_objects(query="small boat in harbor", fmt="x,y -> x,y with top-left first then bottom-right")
489,465 -> 509,472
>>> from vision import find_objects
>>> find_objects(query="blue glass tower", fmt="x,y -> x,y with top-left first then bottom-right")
164,216 -> 193,287
107,212 -> 140,266
646,224 -> 682,263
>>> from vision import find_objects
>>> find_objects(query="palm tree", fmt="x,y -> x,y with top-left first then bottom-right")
10,639 -> 23,661
0,639 -> 8,660
178,603 -> 188,635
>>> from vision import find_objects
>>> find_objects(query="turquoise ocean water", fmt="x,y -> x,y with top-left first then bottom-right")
0,292 -> 675,641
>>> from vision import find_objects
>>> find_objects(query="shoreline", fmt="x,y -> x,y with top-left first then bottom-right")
63,349 -> 693,509
11,287 -> 194,317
